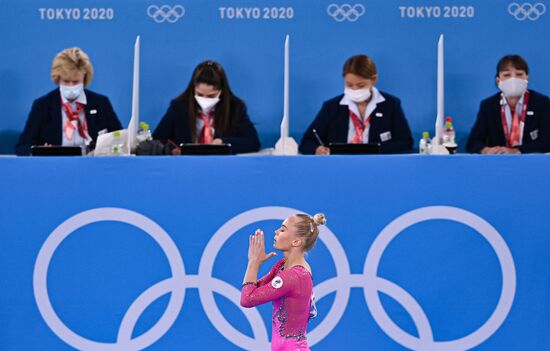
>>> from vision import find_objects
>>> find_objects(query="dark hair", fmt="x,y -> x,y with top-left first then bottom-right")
343,55 -> 377,79
496,55 -> 529,77
177,61 -> 236,139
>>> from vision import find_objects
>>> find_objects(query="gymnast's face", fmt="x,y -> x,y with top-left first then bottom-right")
195,83 -> 221,98
273,216 -> 301,251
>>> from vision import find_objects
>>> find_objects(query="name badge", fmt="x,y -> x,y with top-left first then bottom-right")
530,129 -> 539,141
380,131 -> 392,142
375,112 -> 383,117
527,111 -> 534,116
90,109 -> 98,115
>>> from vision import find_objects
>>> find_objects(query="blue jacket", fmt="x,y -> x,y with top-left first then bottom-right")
15,89 -> 122,156
466,90 -> 550,153
153,96 -> 260,154
299,92 -> 413,154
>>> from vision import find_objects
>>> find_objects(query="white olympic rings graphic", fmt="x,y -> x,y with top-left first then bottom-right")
508,2 -> 546,21
147,5 -> 185,23
33,206 -> 516,350
327,3 -> 366,22
363,206 -> 516,351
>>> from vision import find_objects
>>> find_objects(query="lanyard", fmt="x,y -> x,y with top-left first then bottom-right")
500,91 -> 529,147
349,109 -> 371,144
198,112 -> 215,144
61,100 -> 88,140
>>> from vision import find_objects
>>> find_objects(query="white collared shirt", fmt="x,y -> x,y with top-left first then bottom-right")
61,90 -> 89,147
500,93 -> 526,146
340,87 -> 386,143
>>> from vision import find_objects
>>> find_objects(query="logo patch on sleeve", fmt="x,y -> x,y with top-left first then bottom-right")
272,276 -> 284,289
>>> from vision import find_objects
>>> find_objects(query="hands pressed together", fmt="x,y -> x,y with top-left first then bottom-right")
248,229 -> 276,264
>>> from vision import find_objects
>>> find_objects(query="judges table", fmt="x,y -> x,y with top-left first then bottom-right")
1,155 -> 549,351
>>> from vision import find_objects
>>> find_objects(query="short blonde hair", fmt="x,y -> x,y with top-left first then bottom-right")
51,47 -> 94,87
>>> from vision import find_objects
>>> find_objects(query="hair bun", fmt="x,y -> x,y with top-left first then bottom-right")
313,213 -> 327,226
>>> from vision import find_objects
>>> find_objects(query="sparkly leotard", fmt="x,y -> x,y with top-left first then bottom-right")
241,259 -> 314,351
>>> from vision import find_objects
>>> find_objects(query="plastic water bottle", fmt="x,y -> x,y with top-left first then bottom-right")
442,117 -> 456,145
110,130 -> 125,155
137,121 -> 153,143
419,131 -> 432,154
442,117 -> 457,154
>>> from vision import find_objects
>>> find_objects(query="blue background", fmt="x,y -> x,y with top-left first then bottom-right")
1,155 -> 549,350
0,0 -> 549,153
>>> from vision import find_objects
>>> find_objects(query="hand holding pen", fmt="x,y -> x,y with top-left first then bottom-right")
313,129 -> 330,155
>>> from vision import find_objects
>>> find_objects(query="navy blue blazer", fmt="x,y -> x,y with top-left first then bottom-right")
466,90 -> 550,153
15,89 -> 122,156
299,92 -> 413,154
153,96 -> 261,154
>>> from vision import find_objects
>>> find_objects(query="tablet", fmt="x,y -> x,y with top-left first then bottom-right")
329,143 -> 380,155
30,146 -> 83,156
179,143 -> 232,155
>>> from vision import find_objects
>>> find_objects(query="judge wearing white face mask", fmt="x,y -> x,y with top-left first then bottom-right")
153,60 -> 260,155
467,55 -> 550,154
15,47 -> 122,156
299,54 -> 413,155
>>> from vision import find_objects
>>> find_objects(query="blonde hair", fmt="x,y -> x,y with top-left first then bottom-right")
294,213 -> 327,252
51,47 -> 94,87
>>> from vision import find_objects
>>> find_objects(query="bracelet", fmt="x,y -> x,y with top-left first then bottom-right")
242,281 -> 257,287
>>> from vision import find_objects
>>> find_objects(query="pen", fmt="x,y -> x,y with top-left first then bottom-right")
312,129 -> 325,146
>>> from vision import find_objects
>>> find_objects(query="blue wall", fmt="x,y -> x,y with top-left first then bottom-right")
1,155 -> 549,350
1,0 -> 549,153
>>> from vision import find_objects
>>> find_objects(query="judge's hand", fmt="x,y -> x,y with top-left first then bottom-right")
496,147 -> 521,154
482,146 -> 520,154
315,146 -> 330,155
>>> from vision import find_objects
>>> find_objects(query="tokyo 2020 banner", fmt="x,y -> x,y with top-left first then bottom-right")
0,0 -> 549,153
1,155 -> 549,350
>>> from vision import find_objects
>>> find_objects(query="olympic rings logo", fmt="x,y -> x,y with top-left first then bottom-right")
508,2 -> 546,21
147,4 -> 185,23
327,3 -> 366,22
33,206 -> 516,350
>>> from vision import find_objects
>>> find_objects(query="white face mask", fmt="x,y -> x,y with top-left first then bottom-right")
344,87 -> 371,103
498,77 -> 528,98
195,94 -> 220,114
59,84 -> 83,101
